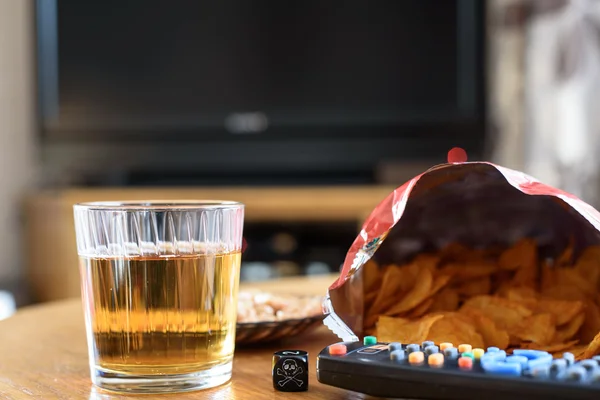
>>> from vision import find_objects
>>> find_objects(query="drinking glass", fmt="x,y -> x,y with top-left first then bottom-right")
73,201 -> 244,393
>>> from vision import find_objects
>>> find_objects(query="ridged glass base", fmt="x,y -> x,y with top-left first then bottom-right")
91,361 -> 232,394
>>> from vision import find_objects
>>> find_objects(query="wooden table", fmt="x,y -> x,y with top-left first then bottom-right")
0,276 -> 380,400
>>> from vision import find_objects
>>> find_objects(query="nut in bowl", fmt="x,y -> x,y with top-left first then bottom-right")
236,290 -> 324,345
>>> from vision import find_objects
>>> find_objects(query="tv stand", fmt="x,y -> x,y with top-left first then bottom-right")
24,185 -> 393,302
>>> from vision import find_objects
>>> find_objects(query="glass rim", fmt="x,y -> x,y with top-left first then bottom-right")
73,200 -> 244,211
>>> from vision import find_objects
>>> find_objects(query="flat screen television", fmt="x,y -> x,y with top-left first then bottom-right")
36,0 -> 486,186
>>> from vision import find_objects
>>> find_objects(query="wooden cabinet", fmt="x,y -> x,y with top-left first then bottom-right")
24,186 -> 393,302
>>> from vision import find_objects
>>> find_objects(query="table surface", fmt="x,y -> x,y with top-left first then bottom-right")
0,275 -> 382,400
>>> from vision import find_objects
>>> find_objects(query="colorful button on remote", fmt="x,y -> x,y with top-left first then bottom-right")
363,336 -> 377,346
440,342 -> 453,351
473,348 -> 485,359
328,343 -> 347,356
458,344 -> 472,353
428,353 -> 444,368
409,351 -> 425,365
458,356 -> 473,370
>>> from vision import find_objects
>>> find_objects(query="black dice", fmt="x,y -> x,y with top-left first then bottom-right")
272,350 -> 309,392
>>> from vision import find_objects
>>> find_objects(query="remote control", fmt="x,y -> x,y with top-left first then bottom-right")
316,337 -> 600,400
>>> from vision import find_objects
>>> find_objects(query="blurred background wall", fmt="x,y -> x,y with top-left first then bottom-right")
0,0 -> 37,297
489,0 -> 600,206
1,0 -> 600,308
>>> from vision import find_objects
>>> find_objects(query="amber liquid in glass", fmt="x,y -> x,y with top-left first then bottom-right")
79,252 -> 241,376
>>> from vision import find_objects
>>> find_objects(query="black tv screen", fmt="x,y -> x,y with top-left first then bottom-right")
37,0 -> 485,186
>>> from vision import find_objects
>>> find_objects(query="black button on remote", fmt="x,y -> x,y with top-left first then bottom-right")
531,365 -> 550,379
390,349 -> 405,362
389,342 -> 402,352
422,341 -> 434,349
565,366 -> 587,383
563,352 -> 575,367
550,359 -> 567,380
406,344 -> 420,354
577,360 -> 598,372
443,347 -> 458,360
424,345 -> 439,356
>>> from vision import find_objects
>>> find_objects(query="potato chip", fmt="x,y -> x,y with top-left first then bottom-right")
502,284 -> 583,325
511,266 -> 539,288
364,290 -> 378,311
376,314 -> 444,344
554,312 -> 585,343
499,238 -> 537,271
425,313 -> 484,349
540,260 -> 557,290
364,326 -> 376,336
580,300 -> 600,343
460,307 -> 509,349
556,239 -> 574,267
440,262 -> 498,280
390,273 -> 449,319
429,288 -> 460,313
366,265 -> 405,326
492,273 -> 517,295
582,331 -> 600,359
394,255 -> 438,293
540,284 -> 587,302
502,286 -> 538,302
553,269 -> 596,297
510,244 -> 538,287
574,246 -> 600,287
561,344 -> 588,360
413,253 -> 441,272
455,276 -> 492,298
430,274 -> 452,296
513,313 -> 556,346
535,298 -> 584,326
384,268 -> 433,317
461,295 -> 532,331
406,297 -> 435,318
497,289 -> 537,315
362,259 -> 381,294
361,239 -> 600,361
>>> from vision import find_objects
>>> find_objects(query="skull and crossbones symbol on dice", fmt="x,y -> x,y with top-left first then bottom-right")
276,359 -> 304,387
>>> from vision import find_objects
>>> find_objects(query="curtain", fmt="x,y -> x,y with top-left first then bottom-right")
488,0 -> 600,207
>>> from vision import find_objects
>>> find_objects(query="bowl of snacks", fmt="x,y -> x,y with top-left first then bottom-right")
236,290 -> 324,345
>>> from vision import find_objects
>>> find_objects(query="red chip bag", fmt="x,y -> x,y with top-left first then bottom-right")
323,153 -> 600,343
